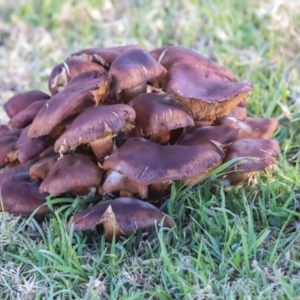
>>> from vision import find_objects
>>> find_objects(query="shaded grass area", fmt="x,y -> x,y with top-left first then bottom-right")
0,0 -> 300,298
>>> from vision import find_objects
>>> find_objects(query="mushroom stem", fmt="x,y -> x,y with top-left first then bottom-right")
90,136 -> 114,161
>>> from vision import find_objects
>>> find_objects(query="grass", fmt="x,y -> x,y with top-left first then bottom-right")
0,0 -> 300,298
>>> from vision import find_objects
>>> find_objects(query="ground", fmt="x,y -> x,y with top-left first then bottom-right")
0,0 -> 299,299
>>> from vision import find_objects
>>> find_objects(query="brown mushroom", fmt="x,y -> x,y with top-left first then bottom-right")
0,172 -> 49,216
109,48 -> 167,101
68,44 -> 144,68
71,197 -> 175,241
9,99 -> 47,129
223,138 -> 280,185
103,137 -> 224,187
28,70 -> 111,139
48,59 -> 106,95
39,153 -> 103,196
0,135 -> 19,167
4,90 -> 50,118
129,93 -> 194,144
54,104 -> 136,160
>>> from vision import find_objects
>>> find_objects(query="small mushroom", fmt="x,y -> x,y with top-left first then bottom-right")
48,59 -> 106,95
68,44 -> 144,68
103,137 -> 224,187
223,138 -> 280,185
4,90 -> 50,118
54,104 -> 136,160
39,153 -> 103,196
129,93 -> 194,144
71,197 -> 175,241
109,48 -> 167,101
28,70 -> 111,139
9,99 -> 47,129
0,172 -> 49,216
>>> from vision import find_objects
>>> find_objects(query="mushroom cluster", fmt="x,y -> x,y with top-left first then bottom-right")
0,45 -> 280,241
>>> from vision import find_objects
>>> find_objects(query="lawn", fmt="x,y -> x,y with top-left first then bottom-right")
0,0 -> 300,299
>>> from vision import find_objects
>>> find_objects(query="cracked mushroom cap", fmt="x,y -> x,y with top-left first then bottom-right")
48,59 -> 106,95
54,104 -> 136,159
177,124 -> 239,147
68,44 -> 144,68
39,153 -> 103,196
223,138 -> 280,185
164,63 -> 252,124
150,46 -> 236,82
71,197 -> 175,241
4,90 -> 50,118
0,172 -> 49,215
103,137 -> 224,186
129,93 -> 194,144
109,48 -> 167,98
9,99 -> 47,129
28,70 -> 111,139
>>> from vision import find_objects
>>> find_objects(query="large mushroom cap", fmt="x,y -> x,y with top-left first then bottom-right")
164,63 -> 252,124
28,70 -> 111,139
39,153 -> 103,196
103,137 -> 224,185
68,44 -> 144,68
223,138 -> 280,185
72,197 -> 175,241
54,104 -> 136,158
129,93 -> 194,143
0,172 -> 49,215
48,59 -> 106,95
109,48 -> 167,97
150,46 -> 237,82
4,90 -> 50,118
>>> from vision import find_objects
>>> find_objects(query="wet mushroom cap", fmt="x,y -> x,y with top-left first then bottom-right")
68,44 -> 144,68
0,172 -> 49,215
9,99 -> 47,129
39,153 -> 103,196
103,137 -> 224,185
150,46 -> 237,82
48,59 -> 106,95
72,197 -> 175,241
109,48 -> 167,96
28,70 -> 111,139
164,63 -> 252,123
129,93 -> 194,136
4,90 -> 50,118
177,124 -> 239,146
54,104 -> 136,154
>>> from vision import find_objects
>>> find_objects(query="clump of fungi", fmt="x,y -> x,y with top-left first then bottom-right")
0,45 -> 280,241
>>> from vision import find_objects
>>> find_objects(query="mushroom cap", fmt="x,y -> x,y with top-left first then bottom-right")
109,48 -> 167,96
68,44 -> 144,68
129,93 -> 194,136
48,59 -> 106,95
9,99 -> 46,129
4,90 -> 50,118
103,137 -> 224,185
16,125 -> 53,164
0,125 -> 22,137
0,172 -> 49,215
72,197 -> 175,241
165,63 -> 252,123
54,104 -> 136,153
29,151 -> 59,180
177,124 -> 239,146
101,170 -> 149,199
39,153 -> 103,196
150,46 -> 236,82
28,70 -> 111,139
0,135 -> 19,167
215,106 -> 248,124
223,138 -> 280,185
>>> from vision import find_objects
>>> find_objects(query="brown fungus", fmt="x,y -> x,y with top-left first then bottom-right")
71,197 -> 175,241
